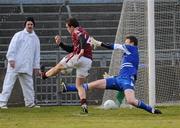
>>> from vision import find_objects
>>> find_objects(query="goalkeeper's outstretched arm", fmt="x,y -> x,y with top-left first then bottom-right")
101,43 -> 114,49
90,37 -> 114,49
90,37 -> 126,51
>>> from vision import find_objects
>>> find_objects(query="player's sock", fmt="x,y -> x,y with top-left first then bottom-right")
40,65 -> 48,79
41,72 -> 48,80
80,99 -> 87,105
64,84 -> 88,92
82,83 -> 88,91
65,85 -> 77,92
137,100 -> 153,113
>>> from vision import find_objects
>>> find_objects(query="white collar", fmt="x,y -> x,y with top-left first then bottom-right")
23,28 -> 35,35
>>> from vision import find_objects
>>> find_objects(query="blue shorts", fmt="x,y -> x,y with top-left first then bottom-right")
106,76 -> 135,91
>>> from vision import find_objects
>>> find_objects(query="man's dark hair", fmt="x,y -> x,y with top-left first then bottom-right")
66,17 -> 79,28
24,17 -> 35,27
125,35 -> 138,46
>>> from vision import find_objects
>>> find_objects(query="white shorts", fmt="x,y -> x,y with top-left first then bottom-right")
59,54 -> 92,78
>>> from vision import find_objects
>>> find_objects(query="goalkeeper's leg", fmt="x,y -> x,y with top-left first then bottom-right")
61,83 -> 78,92
124,89 -> 162,114
62,72 -> 110,92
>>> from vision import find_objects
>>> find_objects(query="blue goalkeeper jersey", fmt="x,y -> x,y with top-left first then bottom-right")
113,44 -> 139,78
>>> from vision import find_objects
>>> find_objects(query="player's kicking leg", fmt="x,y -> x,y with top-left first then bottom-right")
61,72 -> 110,92
40,63 -> 66,79
40,54 -> 74,80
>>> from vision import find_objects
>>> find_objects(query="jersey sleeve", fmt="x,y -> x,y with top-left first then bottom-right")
6,33 -> 19,61
114,44 -> 131,55
79,34 -> 87,49
59,43 -> 73,53
33,36 -> 40,69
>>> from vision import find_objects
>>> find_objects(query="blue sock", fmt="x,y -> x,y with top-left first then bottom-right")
82,83 -> 88,91
65,84 -> 88,92
66,85 -> 77,92
137,100 -> 153,113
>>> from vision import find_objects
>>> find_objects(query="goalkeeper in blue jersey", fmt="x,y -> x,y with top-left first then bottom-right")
64,35 -> 162,114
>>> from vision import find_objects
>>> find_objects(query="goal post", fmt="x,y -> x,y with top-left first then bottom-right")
148,0 -> 155,107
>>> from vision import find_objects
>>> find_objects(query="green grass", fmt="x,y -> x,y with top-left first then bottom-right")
0,106 -> 180,128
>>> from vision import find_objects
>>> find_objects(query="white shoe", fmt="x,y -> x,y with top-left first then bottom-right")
28,105 -> 40,108
90,37 -> 102,49
32,105 -> 40,108
81,104 -> 88,113
26,104 -> 40,108
0,106 -> 8,109
0,101 -> 8,109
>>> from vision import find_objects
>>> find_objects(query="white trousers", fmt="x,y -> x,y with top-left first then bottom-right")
0,72 -> 35,107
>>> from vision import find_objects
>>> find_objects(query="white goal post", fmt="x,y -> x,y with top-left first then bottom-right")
148,0 -> 155,107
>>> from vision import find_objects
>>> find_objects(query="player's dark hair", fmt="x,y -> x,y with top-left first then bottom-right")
125,35 -> 138,46
66,17 -> 79,28
24,17 -> 35,27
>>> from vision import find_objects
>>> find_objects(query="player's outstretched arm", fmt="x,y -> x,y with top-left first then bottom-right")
59,42 -> 73,53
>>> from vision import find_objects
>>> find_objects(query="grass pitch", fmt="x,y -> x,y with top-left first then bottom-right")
0,106 -> 180,128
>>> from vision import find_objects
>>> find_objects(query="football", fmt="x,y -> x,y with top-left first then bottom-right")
103,100 -> 118,110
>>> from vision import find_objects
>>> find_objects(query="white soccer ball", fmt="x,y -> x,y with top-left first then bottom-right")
60,68 -> 73,75
103,100 -> 118,110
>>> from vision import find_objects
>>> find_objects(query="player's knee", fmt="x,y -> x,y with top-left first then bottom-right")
55,64 -> 65,71
126,98 -> 136,106
76,85 -> 83,90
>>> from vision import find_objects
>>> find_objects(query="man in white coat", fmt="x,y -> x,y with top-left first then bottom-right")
0,17 -> 40,109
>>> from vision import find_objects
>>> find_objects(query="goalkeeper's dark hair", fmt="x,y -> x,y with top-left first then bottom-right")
126,35 -> 138,46
66,17 -> 79,28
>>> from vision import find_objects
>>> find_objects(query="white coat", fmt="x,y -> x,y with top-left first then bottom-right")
6,28 -> 40,75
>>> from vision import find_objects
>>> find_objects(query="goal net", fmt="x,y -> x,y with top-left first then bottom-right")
102,0 -> 180,106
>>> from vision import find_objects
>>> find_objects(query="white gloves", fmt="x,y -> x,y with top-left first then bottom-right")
103,72 -> 113,78
89,36 -> 102,49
